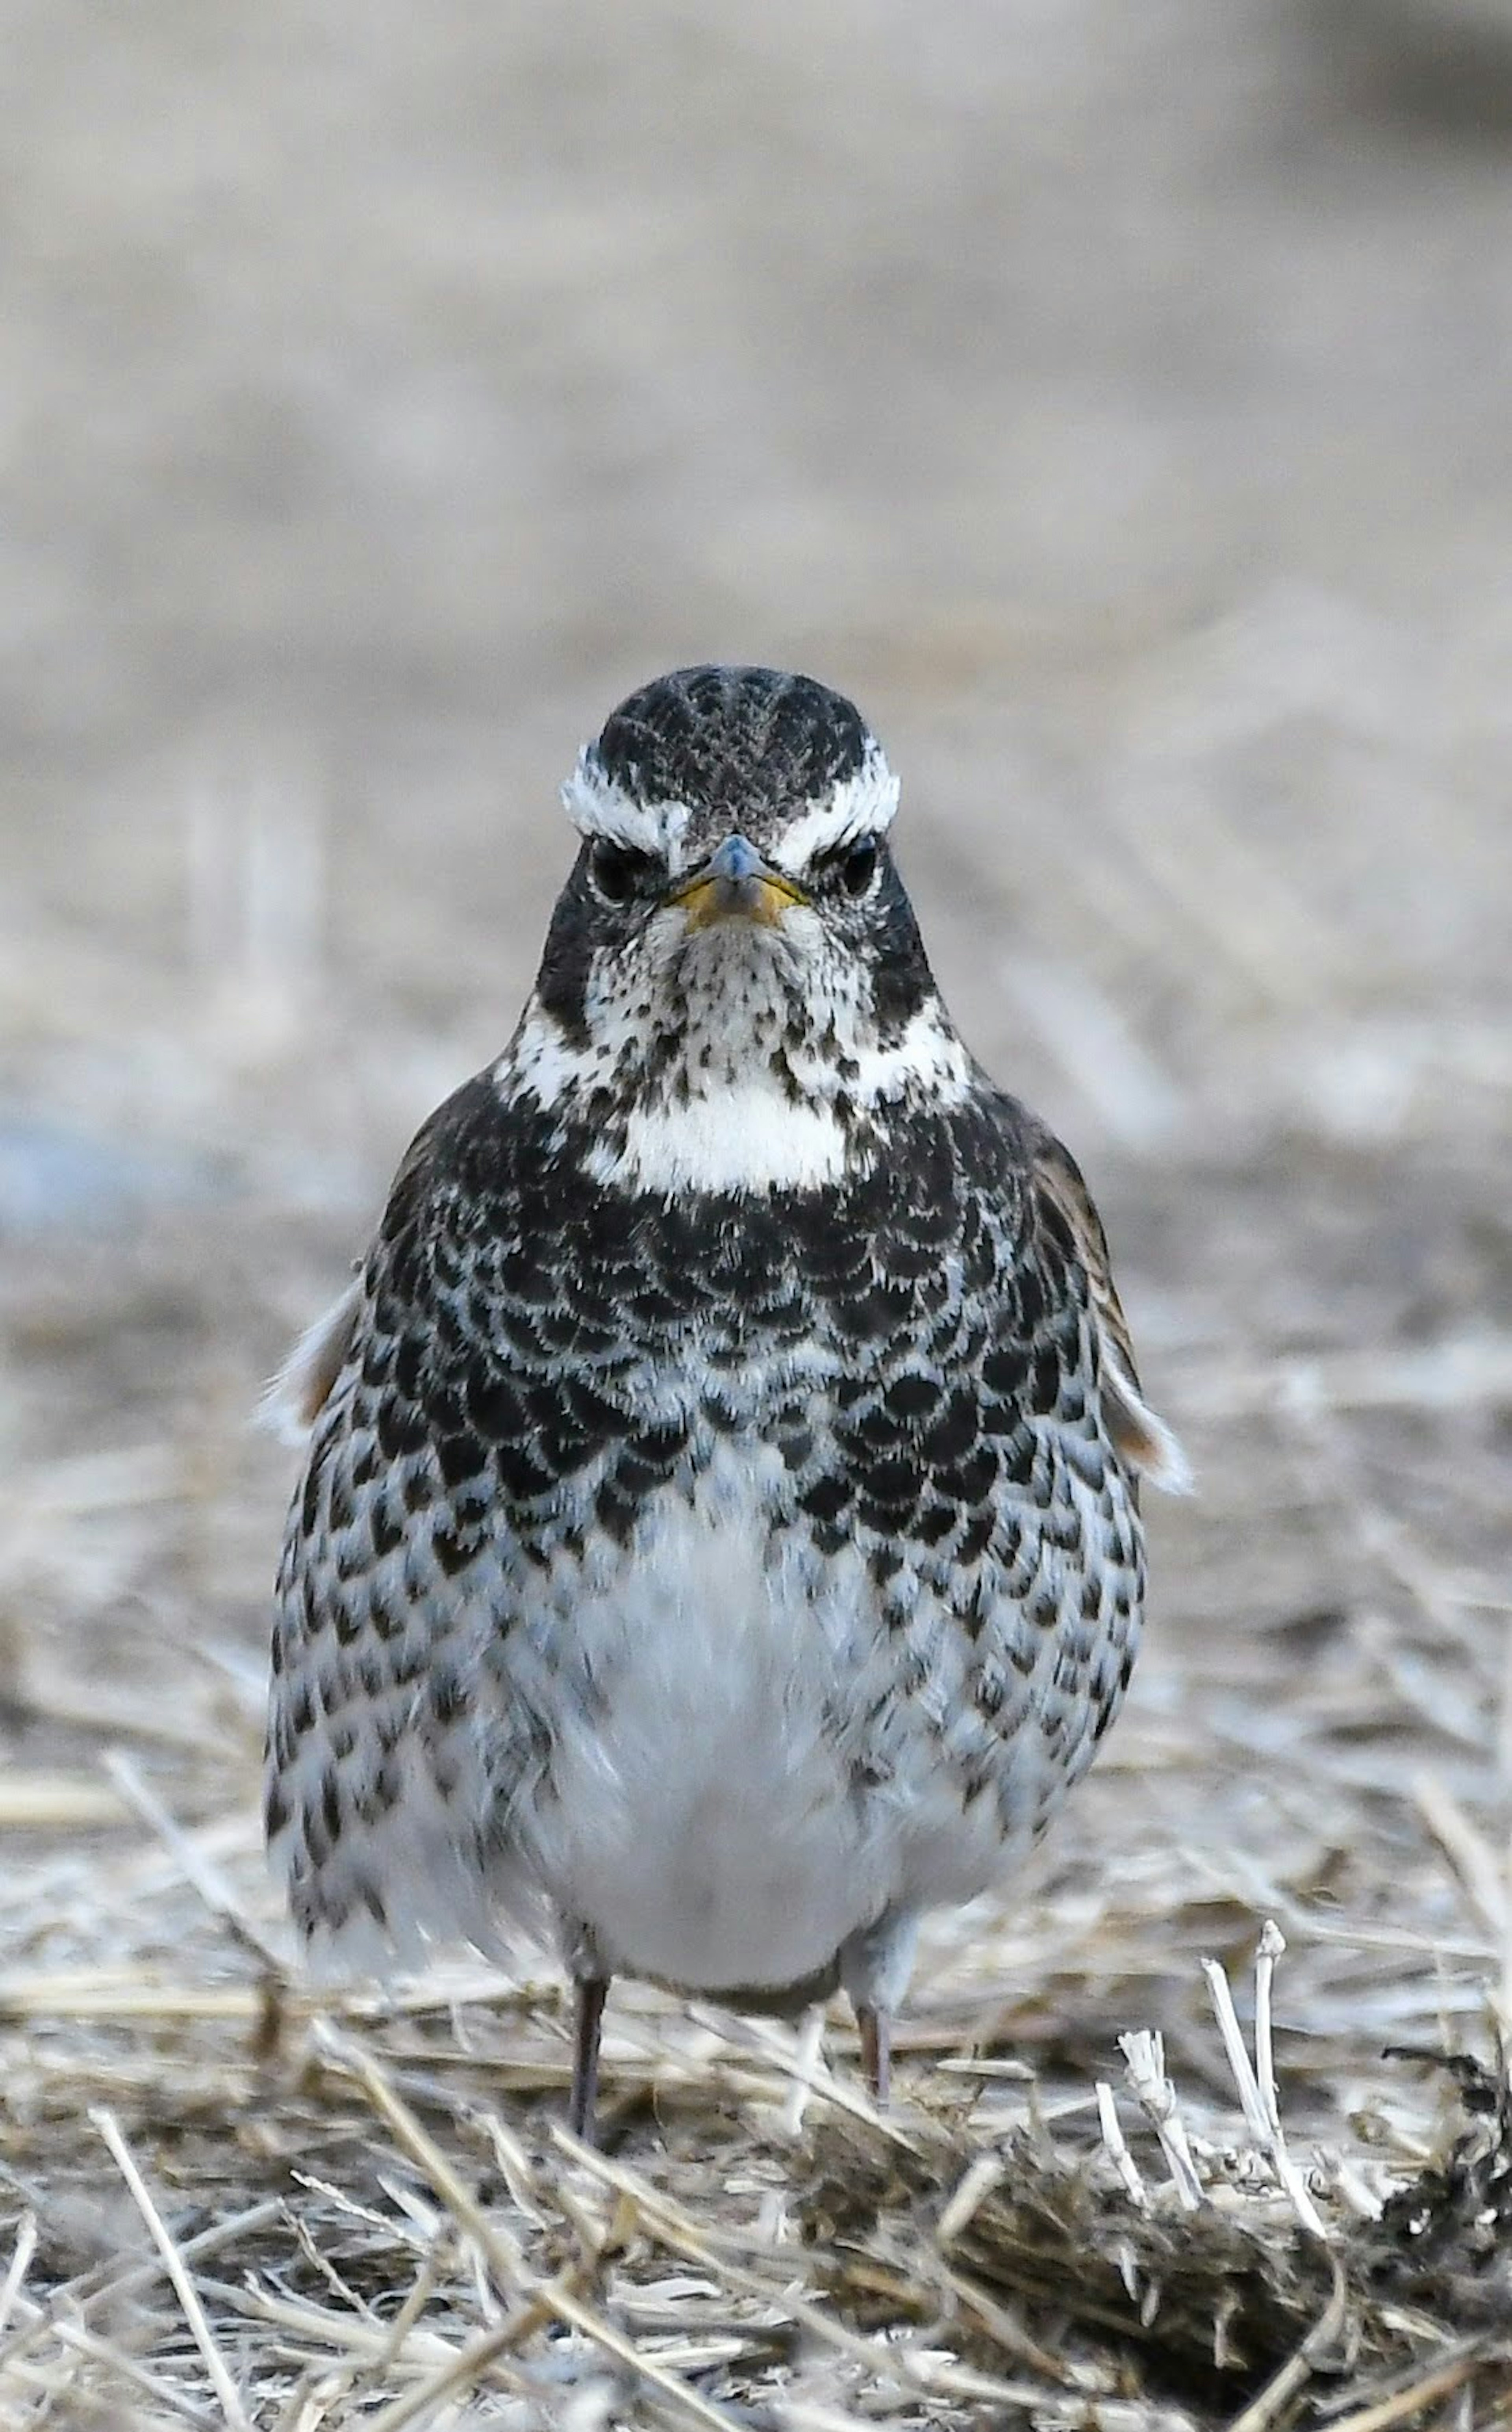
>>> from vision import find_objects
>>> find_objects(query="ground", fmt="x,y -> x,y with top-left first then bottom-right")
2,2 -> 1510,2424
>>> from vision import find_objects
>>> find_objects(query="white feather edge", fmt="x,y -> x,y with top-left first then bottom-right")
770,744 -> 900,870
560,738 -> 900,868
1103,1355 -> 1194,1495
257,1277 -> 362,1445
560,753 -> 691,855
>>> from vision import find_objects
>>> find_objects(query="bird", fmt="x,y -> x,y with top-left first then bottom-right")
263,664 -> 1188,2141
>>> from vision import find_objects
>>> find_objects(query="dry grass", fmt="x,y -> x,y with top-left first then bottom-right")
1,1688 -> 1509,2428
3,747 -> 1510,2424
5,5 -> 1512,2419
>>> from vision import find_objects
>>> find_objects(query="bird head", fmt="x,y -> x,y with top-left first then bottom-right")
510,666 -> 965,1193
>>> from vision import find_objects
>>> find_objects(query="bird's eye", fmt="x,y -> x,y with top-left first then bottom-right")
839,839 -> 879,898
587,840 -> 654,906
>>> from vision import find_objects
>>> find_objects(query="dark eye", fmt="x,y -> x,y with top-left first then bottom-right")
587,840 -> 654,906
839,839 -> 878,898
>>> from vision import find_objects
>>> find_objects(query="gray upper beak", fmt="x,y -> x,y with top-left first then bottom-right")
704,835 -> 765,885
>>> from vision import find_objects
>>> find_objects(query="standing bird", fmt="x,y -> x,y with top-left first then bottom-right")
265,666 -> 1187,2140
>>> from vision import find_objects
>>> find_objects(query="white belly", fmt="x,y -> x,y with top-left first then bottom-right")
515,1443 -> 897,1992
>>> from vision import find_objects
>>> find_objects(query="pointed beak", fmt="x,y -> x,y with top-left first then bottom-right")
669,833 -> 809,929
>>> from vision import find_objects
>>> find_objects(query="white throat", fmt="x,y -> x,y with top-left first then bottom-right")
499,987 -> 971,1197
590,1072 -> 850,1195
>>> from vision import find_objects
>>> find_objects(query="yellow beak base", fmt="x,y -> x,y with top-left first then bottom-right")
673,872 -> 808,929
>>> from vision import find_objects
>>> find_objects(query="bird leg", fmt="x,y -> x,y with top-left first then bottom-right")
855,2002 -> 891,2107
568,1976 -> 610,2143
841,1910 -> 915,2110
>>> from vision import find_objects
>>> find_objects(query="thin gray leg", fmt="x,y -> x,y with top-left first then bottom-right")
840,1907 -> 919,2109
855,2002 -> 891,2106
568,1976 -> 609,2143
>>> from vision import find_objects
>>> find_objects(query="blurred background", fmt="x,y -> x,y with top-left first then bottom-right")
3,0 -> 1510,2089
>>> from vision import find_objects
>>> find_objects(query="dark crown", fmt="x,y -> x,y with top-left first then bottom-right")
591,666 -> 871,828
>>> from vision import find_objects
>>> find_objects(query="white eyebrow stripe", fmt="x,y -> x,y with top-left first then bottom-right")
768,745 -> 901,873
561,752 -> 693,857
561,736 -> 900,872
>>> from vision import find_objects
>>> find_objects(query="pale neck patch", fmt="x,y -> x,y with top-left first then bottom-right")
498,1002 -> 610,1109
832,1005 -> 971,1107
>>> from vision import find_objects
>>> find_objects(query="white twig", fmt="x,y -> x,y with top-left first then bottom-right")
0,2213 -> 36,2345
1201,1931 -> 1329,2241
936,2151 -> 1008,2246
1095,2081 -> 1149,2209
1253,1918 -> 1285,2133
1203,1959 -> 1272,2146
782,2010 -> 829,2137
1118,2031 -> 1203,2209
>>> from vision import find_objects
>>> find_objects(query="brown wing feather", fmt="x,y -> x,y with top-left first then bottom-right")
1029,1126 -> 1191,1493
